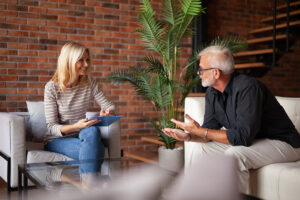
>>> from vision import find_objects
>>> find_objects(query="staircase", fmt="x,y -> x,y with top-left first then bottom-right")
124,1 -> 300,164
233,0 -> 300,77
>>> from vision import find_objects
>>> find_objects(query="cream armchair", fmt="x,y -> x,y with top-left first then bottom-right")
184,96 -> 300,200
0,111 -> 121,190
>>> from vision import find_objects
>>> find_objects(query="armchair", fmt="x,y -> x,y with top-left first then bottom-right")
0,111 -> 121,190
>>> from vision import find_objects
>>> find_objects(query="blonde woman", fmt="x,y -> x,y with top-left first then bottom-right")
44,42 -> 115,165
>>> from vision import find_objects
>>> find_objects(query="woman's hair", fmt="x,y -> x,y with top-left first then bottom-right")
52,42 -> 91,92
197,46 -> 234,75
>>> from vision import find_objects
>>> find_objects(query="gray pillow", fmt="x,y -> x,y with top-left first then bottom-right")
26,101 -> 48,142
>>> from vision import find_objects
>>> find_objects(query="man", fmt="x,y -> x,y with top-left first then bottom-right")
162,46 -> 300,193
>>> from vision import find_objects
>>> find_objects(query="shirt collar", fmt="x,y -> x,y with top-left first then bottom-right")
209,73 -> 235,96
223,74 -> 235,95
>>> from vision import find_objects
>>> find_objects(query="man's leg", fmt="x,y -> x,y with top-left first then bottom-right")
185,141 -> 230,170
225,139 -> 300,194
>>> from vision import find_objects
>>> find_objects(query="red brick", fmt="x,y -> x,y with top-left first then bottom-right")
28,57 -> 47,63
39,76 -> 52,82
6,96 -> 26,101
7,56 -> 28,62
6,17 -> 26,24
20,25 -> 39,31
0,88 -> 17,94
18,88 -> 37,94
7,43 -> 27,49
19,50 -> 37,56
0,49 -> 17,55
38,51 -> 57,57
18,62 -> 37,69
8,69 -> 27,75
0,76 -> 18,81
6,82 -> 27,88
67,35 -> 86,41
40,27 -> 59,32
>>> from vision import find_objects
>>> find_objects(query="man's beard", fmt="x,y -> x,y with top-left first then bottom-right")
201,73 -> 216,87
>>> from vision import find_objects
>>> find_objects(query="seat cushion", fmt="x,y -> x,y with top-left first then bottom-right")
250,161 -> 300,200
27,150 -> 73,164
27,147 -> 110,164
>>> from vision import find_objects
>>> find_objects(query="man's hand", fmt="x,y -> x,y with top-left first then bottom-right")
100,109 -> 115,116
162,128 -> 191,141
74,118 -> 101,130
171,114 -> 201,135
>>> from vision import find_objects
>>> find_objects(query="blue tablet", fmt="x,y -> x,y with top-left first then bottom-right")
88,116 -> 123,126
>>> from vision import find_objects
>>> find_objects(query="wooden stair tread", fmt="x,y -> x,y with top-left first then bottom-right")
261,10 -> 300,22
141,136 -> 184,147
247,34 -> 286,44
188,93 -> 206,97
277,1 -> 300,10
235,62 -> 266,69
233,49 -> 273,57
124,151 -> 158,165
249,20 -> 300,34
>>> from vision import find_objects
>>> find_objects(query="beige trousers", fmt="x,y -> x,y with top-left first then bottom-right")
185,139 -> 300,194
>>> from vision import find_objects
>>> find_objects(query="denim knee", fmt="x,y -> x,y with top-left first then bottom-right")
79,126 -> 101,142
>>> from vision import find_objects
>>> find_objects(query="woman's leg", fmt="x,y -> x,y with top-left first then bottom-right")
78,126 -> 105,160
78,126 -> 105,174
45,126 -> 105,161
45,137 -> 80,160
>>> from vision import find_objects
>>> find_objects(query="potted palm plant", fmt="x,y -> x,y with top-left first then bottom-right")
107,0 -> 246,171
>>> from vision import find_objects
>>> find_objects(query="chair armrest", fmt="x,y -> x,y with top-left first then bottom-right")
0,113 -> 26,187
184,97 -> 205,169
100,120 -> 121,158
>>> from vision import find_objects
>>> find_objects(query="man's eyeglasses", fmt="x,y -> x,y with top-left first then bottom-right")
197,68 -> 217,75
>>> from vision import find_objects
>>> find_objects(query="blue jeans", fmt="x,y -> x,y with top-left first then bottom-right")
45,126 -> 105,174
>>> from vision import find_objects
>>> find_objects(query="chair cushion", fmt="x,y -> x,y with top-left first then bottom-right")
27,150 -> 73,164
26,101 -> 48,142
250,161 -> 300,200
27,147 -> 110,164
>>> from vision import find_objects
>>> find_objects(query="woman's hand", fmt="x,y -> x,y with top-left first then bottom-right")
100,109 -> 114,116
162,128 -> 191,141
170,114 -> 201,135
74,118 -> 101,130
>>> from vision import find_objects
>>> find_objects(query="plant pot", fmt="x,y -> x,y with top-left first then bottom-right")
158,146 -> 184,172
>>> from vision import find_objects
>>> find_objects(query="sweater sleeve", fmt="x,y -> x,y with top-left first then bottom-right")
44,81 -> 63,137
91,79 -> 115,111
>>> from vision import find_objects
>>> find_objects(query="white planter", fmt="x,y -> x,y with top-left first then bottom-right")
158,146 -> 184,172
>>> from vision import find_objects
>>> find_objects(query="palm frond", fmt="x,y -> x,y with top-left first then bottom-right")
175,0 -> 204,44
136,0 -> 165,54
187,35 -> 248,71
162,0 -> 176,25
181,0 -> 203,16
146,117 -> 177,149
209,35 -> 248,53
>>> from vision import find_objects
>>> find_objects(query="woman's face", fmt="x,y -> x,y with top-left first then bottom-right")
75,50 -> 89,76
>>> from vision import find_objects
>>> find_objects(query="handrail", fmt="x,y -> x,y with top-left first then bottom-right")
286,0 -> 290,51
272,0 -> 277,66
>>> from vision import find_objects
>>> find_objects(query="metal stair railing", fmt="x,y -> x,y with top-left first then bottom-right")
273,0 -> 291,66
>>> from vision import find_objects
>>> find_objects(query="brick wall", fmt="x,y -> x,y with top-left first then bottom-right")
0,0 -> 299,153
0,0 -> 192,152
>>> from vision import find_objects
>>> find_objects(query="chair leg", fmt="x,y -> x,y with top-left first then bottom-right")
0,151 -> 12,192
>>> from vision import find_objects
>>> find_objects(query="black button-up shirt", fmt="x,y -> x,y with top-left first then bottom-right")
202,74 -> 300,147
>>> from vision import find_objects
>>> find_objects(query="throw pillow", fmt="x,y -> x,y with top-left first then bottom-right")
26,101 -> 48,142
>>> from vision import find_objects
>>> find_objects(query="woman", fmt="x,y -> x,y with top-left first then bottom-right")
44,42 -> 115,163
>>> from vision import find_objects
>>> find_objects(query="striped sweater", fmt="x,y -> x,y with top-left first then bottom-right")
44,79 -> 115,138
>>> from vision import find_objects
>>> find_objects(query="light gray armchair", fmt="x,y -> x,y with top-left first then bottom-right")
0,111 -> 121,190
